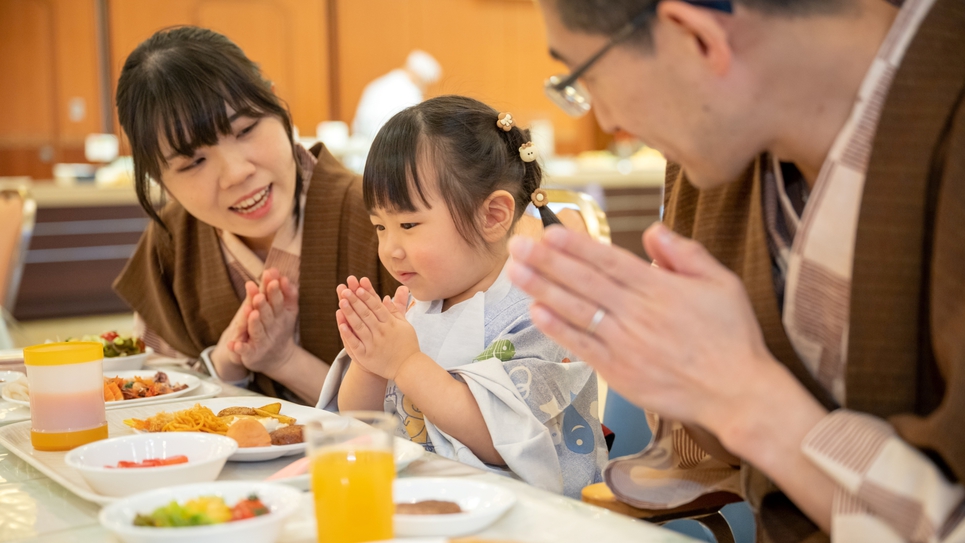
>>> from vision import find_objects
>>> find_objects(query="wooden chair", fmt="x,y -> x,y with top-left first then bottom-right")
0,179 -> 35,349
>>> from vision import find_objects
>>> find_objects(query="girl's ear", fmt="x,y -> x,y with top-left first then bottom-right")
480,189 -> 516,244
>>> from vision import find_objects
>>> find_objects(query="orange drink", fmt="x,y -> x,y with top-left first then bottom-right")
311,449 -> 395,543
305,412 -> 398,543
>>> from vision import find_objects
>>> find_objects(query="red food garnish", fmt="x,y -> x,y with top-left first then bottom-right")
101,331 -> 119,342
231,495 -> 270,520
109,455 -> 189,468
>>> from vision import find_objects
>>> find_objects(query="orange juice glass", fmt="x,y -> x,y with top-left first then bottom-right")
306,412 -> 397,543
24,342 -> 107,451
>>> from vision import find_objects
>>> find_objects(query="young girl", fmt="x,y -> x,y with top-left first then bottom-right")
317,95 -> 606,497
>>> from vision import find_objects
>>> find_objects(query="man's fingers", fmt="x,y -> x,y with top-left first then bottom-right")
528,303 -> 612,367
508,233 -> 649,313
508,261 -> 622,343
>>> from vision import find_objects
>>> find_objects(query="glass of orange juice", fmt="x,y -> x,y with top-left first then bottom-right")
306,411 -> 396,543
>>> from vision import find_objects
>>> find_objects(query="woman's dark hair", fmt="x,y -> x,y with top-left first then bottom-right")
363,95 -> 561,247
115,26 -> 302,229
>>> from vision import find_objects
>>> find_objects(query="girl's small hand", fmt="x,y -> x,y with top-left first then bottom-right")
337,276 -> 420,381
232,269 -> 299,373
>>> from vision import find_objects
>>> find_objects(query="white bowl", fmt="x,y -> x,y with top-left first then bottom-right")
65,433 -> 237,497
102,347 -> 154,372
393,478 -> 516,537
99,481 -> 301,543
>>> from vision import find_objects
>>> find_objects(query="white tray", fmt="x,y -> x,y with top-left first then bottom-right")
0,396 -> 427,505
0,379 -> 222,426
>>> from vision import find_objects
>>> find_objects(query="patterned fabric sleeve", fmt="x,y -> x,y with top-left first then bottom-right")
802,409 -> 965,542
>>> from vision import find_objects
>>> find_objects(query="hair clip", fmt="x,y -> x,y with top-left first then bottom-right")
519,141 -> 538,163
497,112 -> 515,132
531,188 -> 549,208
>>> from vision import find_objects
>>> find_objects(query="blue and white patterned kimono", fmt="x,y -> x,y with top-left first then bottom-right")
317,261 -> 607,498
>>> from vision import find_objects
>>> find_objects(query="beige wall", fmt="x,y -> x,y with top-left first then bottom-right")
0,0 -> 601,178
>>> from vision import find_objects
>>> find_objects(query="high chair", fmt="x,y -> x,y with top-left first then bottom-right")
0,179 -> 35,349
584,390 -> 754,543
542,188 -> 611,244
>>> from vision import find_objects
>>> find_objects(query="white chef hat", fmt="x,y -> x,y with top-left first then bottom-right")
406,50 -> 442,85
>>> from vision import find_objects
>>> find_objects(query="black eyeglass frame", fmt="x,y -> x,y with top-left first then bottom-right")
548,0 -> 734,94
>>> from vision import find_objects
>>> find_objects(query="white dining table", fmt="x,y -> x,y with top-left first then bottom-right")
0,366 -> 695,543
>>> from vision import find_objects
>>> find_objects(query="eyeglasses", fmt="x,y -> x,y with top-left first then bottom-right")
544,1 -> 733,118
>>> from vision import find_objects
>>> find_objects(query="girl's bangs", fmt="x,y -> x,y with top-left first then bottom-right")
363,109 -> 433,213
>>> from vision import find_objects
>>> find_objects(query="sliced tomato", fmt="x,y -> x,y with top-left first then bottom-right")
114,456 -> 189,468
231,496 -> 269,520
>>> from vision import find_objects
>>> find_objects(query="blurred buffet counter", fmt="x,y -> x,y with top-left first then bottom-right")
15,155 -> 665,320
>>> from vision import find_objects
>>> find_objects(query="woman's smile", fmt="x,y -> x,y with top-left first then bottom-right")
230,183 -> 273,218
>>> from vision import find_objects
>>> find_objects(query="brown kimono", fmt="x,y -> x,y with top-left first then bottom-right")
113,143 -> 399,401
664,0 -> 965,540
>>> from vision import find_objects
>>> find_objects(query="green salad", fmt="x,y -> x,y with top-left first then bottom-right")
133,495 -> 269,527
67,331 -> 145,358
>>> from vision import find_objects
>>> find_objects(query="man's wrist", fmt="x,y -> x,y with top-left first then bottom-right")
715,358 -> 827,473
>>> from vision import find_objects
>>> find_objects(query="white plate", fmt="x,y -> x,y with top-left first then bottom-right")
99,481 -> 301,543
101,347 -> 153,372
0,379 -> 222,426
1,369 -> 200,409
393,478 -> 516,537
131,397 -> 331,462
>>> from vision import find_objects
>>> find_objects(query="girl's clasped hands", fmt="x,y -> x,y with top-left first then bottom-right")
335,276 -> 413,381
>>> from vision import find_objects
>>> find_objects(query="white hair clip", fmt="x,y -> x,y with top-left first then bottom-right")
519,141 -> 538,163
497,112 -> 515,132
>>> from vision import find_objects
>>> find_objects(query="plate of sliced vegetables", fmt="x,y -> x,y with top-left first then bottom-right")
1,370 -> 200,409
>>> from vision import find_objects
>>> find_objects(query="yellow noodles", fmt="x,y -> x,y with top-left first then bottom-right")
124,404 -> 229,435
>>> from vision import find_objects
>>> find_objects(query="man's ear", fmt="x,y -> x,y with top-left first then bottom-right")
480,190 -> 517,243
656,1 -> 732,76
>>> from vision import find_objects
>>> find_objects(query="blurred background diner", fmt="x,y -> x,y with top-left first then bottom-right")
0,0 -> 665,341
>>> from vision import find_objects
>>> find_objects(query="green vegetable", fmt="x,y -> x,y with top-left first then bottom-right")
135,497 -> 232,527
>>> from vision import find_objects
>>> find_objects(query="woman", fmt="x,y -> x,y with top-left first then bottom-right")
113,26 -> 397,405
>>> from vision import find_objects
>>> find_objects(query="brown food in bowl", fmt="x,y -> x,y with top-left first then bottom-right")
269,424 -> 304,445
226,418 -> 271,447
396,500 -> 463,515
218,407 -> 258,417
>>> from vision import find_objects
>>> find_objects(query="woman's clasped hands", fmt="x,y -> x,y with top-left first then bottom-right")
212,268 -> 300,379
335,276 -> 415,381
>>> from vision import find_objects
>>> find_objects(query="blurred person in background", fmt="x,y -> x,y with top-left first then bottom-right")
351,50 -> 442,141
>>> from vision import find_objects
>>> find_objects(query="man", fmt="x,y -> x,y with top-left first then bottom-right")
507,0 -> 965,541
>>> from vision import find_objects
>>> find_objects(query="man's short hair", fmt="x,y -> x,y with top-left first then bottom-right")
553,0 -> 849,48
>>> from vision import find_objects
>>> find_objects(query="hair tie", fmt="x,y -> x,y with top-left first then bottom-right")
496,112 -> 515,132
519,141 -> 538,163
531,188 -> 549,208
